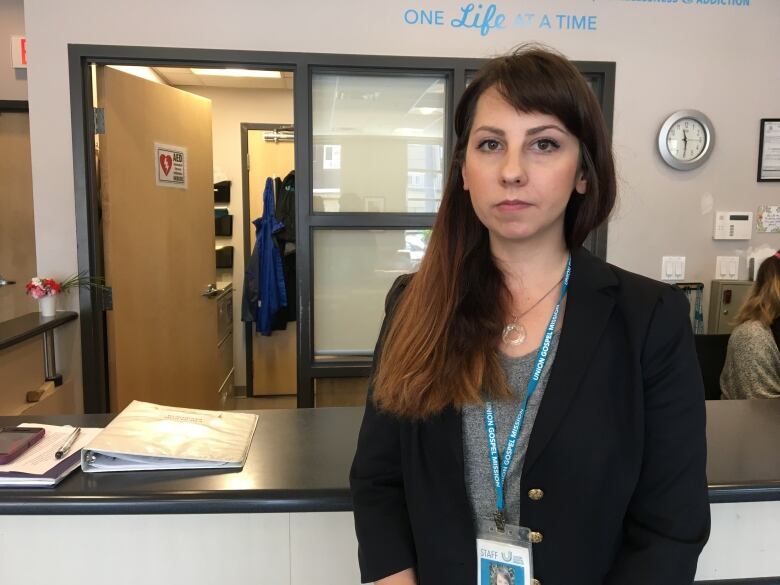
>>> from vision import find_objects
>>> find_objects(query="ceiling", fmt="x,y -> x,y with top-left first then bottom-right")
312,74 -> 445,138
152,67 -> 294,90
108,67 -> 445,138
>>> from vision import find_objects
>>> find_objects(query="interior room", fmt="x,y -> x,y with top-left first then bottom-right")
1,0 -> 779,584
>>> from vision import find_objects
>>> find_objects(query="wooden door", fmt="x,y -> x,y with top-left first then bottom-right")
0,111 -> 37,322
0,110 -> 52,415
97,67 -> 219,412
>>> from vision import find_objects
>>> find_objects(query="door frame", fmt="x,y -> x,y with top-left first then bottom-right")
240,122 -> 296,398
68,45 -> 615,412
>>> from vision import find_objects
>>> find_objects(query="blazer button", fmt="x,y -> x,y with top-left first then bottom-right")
528,488 -> 544,501
530,531 -> 543,544
532,579 -> 541,585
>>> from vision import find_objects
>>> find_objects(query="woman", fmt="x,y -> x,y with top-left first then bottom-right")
350,45 -> 710,585
494,566 -> 514,585
720,251 -> 780,399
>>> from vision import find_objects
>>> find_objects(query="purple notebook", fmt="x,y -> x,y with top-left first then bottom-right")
0,450 -> 81,487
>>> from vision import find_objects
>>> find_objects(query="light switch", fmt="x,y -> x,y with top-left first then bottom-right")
716,256 -> 740,280
661,256 -> 686,281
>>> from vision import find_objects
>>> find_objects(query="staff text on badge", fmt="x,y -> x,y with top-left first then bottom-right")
155,143 -> 188,189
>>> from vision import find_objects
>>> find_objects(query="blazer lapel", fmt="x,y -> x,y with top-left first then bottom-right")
522,247 -> 618,475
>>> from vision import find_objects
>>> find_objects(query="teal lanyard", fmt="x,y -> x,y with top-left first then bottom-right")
485,254 -> 571,529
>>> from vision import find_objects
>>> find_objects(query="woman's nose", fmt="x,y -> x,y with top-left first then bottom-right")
500,153 -> 528,186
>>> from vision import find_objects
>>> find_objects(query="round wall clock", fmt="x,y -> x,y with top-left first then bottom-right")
657,110 -> 714,171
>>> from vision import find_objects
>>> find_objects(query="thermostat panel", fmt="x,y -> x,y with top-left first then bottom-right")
713,211 -> 753,240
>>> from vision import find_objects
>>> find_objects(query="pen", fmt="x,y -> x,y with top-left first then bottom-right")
55,427 -> 81,460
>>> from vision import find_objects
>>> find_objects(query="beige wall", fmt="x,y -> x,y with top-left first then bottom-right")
22,0 -> 780,407
0,0 -> 27,100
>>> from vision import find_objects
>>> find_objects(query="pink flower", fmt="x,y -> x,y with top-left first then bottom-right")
25,276 -> 62,299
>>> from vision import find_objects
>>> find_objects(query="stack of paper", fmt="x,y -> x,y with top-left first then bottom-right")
0,424 -> 101,487
81,401 -> 258,473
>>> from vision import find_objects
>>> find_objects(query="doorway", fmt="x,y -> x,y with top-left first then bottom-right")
91,64 -> 297,411
242,124 -> 297,398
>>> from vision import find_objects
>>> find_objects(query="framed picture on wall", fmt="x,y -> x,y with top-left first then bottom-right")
757,118 -> 780,181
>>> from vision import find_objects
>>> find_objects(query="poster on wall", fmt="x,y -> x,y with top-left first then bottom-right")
756,205 -> 780,233
155,143 -> 188,189
757,119 -> 780,182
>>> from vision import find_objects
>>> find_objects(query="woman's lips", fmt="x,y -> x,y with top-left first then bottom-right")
496,200 -> 531,211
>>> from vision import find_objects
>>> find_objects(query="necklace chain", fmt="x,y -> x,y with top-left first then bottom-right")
502,275 -> 564,346
511,275 -> 564,321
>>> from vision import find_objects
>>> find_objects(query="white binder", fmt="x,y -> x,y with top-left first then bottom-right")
81,400 -> 258,473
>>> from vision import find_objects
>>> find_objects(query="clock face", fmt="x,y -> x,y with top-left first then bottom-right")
666,118 -> 707,161
658,110 -> 714,170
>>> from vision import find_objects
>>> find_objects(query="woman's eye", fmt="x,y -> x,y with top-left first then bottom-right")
477,139 -> 502,151
533,138 -> 560,152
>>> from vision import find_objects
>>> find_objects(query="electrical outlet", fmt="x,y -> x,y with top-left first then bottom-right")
715,256 -> 740,280
661,256 -> 685,281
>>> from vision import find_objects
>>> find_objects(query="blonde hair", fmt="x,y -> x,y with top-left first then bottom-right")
735,253 -> 780,327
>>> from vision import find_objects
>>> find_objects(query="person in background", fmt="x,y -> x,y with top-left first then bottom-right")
350,45 -> 709,585
720,251 -> 780,399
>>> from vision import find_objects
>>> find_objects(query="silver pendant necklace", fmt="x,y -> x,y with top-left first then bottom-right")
502,276 -> 564,346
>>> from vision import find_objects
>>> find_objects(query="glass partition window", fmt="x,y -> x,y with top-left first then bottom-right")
312,73 -> 446,213
315,377 -> 370,407
313,229 -> 430,360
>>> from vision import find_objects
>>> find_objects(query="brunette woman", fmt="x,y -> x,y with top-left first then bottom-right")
721,251 -> 780,399
350,45 -> 710,585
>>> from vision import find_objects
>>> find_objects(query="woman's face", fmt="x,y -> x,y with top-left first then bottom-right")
496,572 -> 512,585
461,86 -> 586,249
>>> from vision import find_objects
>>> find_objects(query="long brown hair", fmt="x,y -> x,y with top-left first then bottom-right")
373,45 -> 616,419
735,252 -> 780,327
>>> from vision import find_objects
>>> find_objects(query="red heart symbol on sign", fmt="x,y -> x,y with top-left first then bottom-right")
159,154 -> 173,176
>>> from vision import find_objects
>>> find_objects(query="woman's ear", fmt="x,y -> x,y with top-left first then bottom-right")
575,172 -> 587,195
461,165 -> 469,191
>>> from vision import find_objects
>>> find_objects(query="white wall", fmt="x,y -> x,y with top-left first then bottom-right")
179,85 -> 293,387
0,0 -> 27,99
3,506 -> 780,582
23,0 -> 780,408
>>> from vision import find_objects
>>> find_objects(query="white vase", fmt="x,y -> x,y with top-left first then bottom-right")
38,294 -> 57,317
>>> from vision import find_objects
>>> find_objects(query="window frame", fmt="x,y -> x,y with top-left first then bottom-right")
67,46 -> 614,411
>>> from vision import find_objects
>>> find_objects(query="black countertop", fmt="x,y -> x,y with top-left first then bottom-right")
0,311 -> 78,351
0,407 -> 360,515
0,400 -> 777,514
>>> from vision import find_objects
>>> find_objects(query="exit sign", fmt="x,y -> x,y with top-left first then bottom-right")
11,36 -> 27,68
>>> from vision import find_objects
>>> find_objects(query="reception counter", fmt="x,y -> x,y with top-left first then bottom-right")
1,401 -> 779,584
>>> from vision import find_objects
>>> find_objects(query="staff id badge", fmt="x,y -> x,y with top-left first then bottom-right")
476,519 -> 533,585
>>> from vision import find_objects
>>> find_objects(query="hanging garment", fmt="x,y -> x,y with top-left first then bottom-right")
241,177 -> 287,335
274,176 -> 283,205
273,170 -> 297,322
275,170 -> 296,244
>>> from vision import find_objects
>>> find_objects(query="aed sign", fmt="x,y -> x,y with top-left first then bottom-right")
155,143 -> 188,189
11,36 -> 27,68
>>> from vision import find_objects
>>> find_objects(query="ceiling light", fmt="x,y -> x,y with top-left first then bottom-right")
191,68 -> 282,78
409,107 -> 444,116
393,128 -> 425,136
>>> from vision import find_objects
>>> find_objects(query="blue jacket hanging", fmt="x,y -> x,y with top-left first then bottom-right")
241,177 -> 287,335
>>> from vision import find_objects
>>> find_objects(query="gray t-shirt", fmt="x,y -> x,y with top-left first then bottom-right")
462,331 -> 560,527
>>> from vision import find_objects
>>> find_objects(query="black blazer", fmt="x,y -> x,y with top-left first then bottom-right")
350,247 -> 710,585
